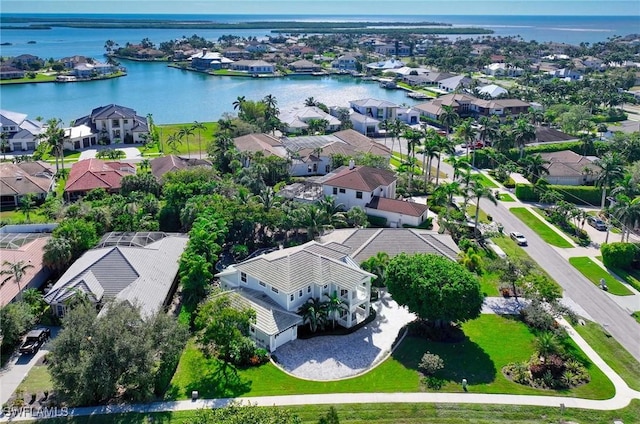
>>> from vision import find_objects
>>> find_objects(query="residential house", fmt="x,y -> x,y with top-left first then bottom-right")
332,55 -> 358,71
350,98 -> 399,122
539,150 -> 600,186
70,104 -> 150,145
438,75 -> 473,92
190,49 -> 234,71
0,109 -> 45,152
288,59 -> 321,74
229,60 -> 276,74
320,227 -> 460,263
484,63 -> 524,77
0,162 -> 54,209
73,62 -> 115,78
280,106 -> 342,134
0,225 -> 56,306
374,42 -> 411,57
222,47 -> 248,60
216,240 -> 374,351
44,232 -> 188,318
322,163 -> 396,210
477,84 -> 508,98
366,59 -> 405,71
9,54 -> 43,70
0,65 -> 25,80
414,93 -> 530,120
65,124 -> 98,150
60,55 -> 90,69
233,133 -> 289,166
395,107 -> 421,125
64,158 -> 135,201
549,68 -> 583,81
365,196 -> 430,228
348,112 -> 380,137
150,155 -> 212,180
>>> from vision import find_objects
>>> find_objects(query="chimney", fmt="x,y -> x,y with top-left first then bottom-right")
349,159 -> 355,170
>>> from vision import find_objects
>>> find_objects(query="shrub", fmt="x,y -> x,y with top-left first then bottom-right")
419,352 -> 445,375
423,376 -> 445,390
601,242 -> 636,270
514,183 -> 601,205
520,301 -> 556,332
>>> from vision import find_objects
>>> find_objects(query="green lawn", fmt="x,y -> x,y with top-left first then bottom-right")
167,315 -> 612,401
498,193 -> 516,202
568,257 -> 634,296
0,206 -> 51,224
509,207 -> 573,248
34,400 -> 640,424
471,172 -> 499,188
156,122 -> 217,155
466,205 -> 490,224
0,73 -> 57,84
605,266 -> 640,293
574,321 -> 640,391
633,312 -> 640,324
16,363 -> 53,394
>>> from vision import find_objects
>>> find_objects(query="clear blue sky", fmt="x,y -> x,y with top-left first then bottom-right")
2,0 -> 638,15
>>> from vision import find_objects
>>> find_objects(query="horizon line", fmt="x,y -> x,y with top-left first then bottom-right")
1,12 -> 636,17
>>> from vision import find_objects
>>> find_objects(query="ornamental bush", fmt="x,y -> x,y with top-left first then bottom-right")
601,242 -> 636,270
419,352 -> 445,375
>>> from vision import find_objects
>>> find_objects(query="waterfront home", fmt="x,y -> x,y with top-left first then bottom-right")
350,98 -> 399,121
322,163 -> 397,210
366,58 -> 405,71
216,240 -> 374,351
549,68 -> 583,81
8,54 -> 43,69
374,42 -> 411,57
150,155 -> 212,180
438,75 -> 473,92
0,225 -> 55,307
279,106 -> 341,134
70,104 -> 149,145
64,158 -> 135,201
73,62 -> 116,78
539,150 -> 600,186
0,109 -> 45,152
190,49 -> 234,71
60,55 -> 90,69
477,84 -> 508,98
414,93 -> 530,120
229,60 -> 276,75
332,54 -> 358,71
45,232 -> 188,319
287,59 -> 321,74
0,161 -> 54,209
483,63 -> 524,77
233,133 -> 289,164
0,65 -> 25,80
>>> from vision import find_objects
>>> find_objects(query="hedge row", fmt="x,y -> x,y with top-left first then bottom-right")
473,141 -> 607,169
601,242 -> 638,270
514,183 -> 602,206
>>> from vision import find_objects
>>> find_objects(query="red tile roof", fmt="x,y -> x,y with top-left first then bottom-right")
65,159 -> 134,193
366,197 -> 429,217
323,166 -> 396,192
0,236 -> 50,307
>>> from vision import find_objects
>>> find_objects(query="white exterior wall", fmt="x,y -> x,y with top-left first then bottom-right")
290,157 -> 332,176
94,117 -> 147,144
364,208 -> 425,228
322,186 -> 372,209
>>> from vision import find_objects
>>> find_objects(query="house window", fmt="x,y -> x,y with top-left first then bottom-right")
259,281 -> 266,287
299,290 -> 303,297
325,165 -> 331,173
123,119 -> 128,124
290,294 -> 294,301
312,163 -> 318,172
250,327 -> 255,333
112,119 -> 120,127
340,289 -> 349,297
339,188 -> 346,194
241,272 -> 247,283
307,285 -> 311,293
356,191 -> 363,199
271,287 -> 279,294
333,187 -> 338,195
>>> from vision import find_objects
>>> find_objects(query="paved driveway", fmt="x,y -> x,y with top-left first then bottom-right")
78,147 -> 141,161
273,289 -> 415,381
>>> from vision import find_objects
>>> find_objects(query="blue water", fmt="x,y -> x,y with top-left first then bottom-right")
1,14 -> 638,124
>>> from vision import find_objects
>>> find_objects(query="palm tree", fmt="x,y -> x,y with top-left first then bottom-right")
177,125 -> 194,158
455,118 -> 477,163
402,128 -> 422,191
579,132 -> 595,157
191,121 -> 206,159
298,297 -> 327,333
613,196 -> 640,242
389,119 -> 405,158
0,260 -> 35,300
520,153 -> 550,184
19,193 -> 36,222
217,118 -> 236,137
38,118 -> 66,176
166,133 -> 181,155
304,97 -> 317,107
324,291 -> 345,329
0,132 -> 8,161
139,158 -> 151,173
449,155 -> 470,181
512,118 -> 536,159
438,105 -> 459,140
418,130 -> 439,185
379,118 -> 391,149
595,152 -> 625,209
232,95 -> 246,112
434,133 -> 453,186
469,182 -> 497,237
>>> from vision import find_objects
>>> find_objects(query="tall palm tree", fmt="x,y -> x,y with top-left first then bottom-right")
324,291 -> 345,329
512,118 -> 536,159
449,155 -> 470,181
438,105 -> 459,140
38,118 -> 66,176
595,152 -> 625,209
455,118 -> 477,163
418,130 -> 439,185
19,193 -> 36,222
612,196 -> 640,242
217,118 -> 236,137
191,121 -> 206,159
434,133 -> 453,186
379,118 -> 391,149
177,125 -> 194,158
1,260 -> 34,301
389,119 -> 405,158
166,133 -> 181,155
0,132 -> 8,161
520,153 -> 550,184
232,95 -> 246,113
469,182 -> 497,237
402,128 -> 422,191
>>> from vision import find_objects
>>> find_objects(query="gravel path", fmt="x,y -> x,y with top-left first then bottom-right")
273,289 -> 415,381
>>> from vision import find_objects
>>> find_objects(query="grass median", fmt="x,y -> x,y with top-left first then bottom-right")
509,207 -> 573,248
568,257 -> 634,296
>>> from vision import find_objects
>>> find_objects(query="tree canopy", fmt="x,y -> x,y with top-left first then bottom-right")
385,253 -> 484,326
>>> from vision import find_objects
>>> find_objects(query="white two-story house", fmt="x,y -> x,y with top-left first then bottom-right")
216,241 -> 374,352
70,104 -> 149,145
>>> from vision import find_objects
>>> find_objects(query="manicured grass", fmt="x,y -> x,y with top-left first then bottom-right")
498,193 -> 516,202
35,400 -> 640,424
477,270 -> 501,297
0,73 -> 57,84
156,122 -> 218,155
568,257 -> 634,296
633,312 -> 640,324
574,320 -> 640,391
168,315 -> 612,401
509,207 -> 573,248
605,266 -> 640,293
16,364 -> 53,394
471,172 -> 499,188
466,205 -> 490,224
0,206 -> 51,224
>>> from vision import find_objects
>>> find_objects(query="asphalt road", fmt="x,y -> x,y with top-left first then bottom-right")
479,196 -> 640,360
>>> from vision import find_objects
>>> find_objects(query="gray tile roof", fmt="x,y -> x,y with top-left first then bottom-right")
228,241 -> 373,293
45,234 -> 188,318
226,289 -> 302,335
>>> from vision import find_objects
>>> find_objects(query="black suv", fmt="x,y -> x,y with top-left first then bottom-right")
19,328 -> 51,355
